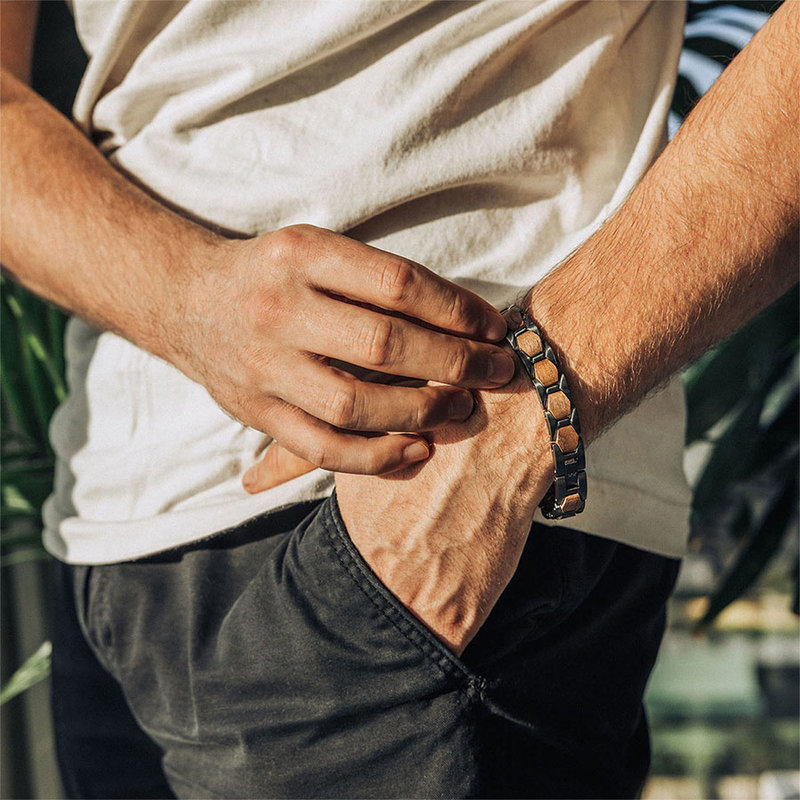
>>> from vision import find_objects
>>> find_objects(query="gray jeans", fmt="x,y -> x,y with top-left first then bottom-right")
55,494 -> 679,798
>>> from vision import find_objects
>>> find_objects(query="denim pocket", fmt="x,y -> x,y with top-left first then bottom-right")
75,499 -> 485,797
74,563 -> 119,678
457,523 -> 579,671
322,492 -> 581,678
321,491 -> 484,687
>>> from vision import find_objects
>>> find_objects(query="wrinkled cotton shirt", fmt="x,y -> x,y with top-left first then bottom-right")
45,0 -> 692,563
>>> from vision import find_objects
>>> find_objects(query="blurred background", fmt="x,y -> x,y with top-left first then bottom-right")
1,1 -> 797,798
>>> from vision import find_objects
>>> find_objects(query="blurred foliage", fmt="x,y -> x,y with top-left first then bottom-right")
672,1 -> 797,631
684,285 -> 799,631
650,719 -> 800,789
1,277 -> 67,703
1,277 -> 65,537
0,641 -> 52,706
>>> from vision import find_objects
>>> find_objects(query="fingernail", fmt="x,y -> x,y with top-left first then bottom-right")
242,469 -> 256,489
488,352 -> 515,384
404,441 -> 429,463
448,392 -> 474,420
482,310 -> 508,341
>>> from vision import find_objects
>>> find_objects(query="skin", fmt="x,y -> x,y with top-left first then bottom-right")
0,0 -> 516,477
2,2 -> 798,656
256,4 -> 800,654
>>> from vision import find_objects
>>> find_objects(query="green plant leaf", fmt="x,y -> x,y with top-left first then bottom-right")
9,286 -> 67,396
684,285 -> 799,443
0,458 -> 54,483
5,291 -> 66,406
47,305 -> 67,381
0,641 -> 52,705
1,484 -> 36,515
691,345 -> 798,514
0,510 -> 43,523
691,393 -> 764,512
0,292 -> 38,442
741,394 -> 800,480
0,442 -> 41,464
759,352 -> 800,428
16,325 -> 53,443
683,342 -> 758,444
694,474 -> 799,633
1,464 -> 53,517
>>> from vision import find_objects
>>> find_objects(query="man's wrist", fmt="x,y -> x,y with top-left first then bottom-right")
520,246 -> 613,445
502,305 -> 587,518
149,227 -> 235,374
479,373 -> 556,511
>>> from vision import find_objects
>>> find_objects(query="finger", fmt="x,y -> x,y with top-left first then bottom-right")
299,294 -> 516,388
279,356 -> 475,432
260,400 -> 431,474
308,232 -> 507,340
242,443 -> 316,494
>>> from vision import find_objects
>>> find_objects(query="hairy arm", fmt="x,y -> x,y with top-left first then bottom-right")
335,2 -> 799,654
0,3 -> 516,475
527,2 -> 798,443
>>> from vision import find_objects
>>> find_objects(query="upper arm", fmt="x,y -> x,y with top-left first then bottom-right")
1,1 -> 39,84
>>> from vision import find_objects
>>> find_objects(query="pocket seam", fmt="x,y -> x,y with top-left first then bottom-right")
323,493 -> 480,686
80,565 -> 120,678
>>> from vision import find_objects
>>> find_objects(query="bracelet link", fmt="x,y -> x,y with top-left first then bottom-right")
501,304 -> 587,520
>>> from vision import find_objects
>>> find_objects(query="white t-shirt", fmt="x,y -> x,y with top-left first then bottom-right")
45,0 -> 692,564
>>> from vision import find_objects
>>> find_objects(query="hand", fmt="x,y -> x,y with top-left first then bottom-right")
242,440 -> 317,493
167,224 -> 515,475
334,368 -> 553,654
241,367 -> 433,492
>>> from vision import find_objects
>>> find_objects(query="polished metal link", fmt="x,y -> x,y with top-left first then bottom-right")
501,304 -> 587,519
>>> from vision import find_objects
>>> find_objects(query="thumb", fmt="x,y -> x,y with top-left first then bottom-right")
242,442 -> 317,494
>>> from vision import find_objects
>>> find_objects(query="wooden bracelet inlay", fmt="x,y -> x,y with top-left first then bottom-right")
546,390 -> 571,420
533,359 -> 559,386
501,304 -> 587,520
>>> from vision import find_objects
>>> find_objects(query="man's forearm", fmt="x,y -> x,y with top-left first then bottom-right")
1,64 -> 515,474
325,5 -> 800,656
524,3 -> 798,442
0,71 -> 225,363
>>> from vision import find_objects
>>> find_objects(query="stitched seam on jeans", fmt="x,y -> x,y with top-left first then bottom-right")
323,494 -> 477,685
87,566 -> 119,678
326,518 -> 463,682
72,565 -> 95,653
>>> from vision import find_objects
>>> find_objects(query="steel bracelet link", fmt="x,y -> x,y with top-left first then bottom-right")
501,304 -> 587,520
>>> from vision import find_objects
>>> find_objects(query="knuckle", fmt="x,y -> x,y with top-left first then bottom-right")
358,318 -> 394,367
413,393 -> 443,430
447,287 -> 470,328
377,258 -> 414,304
239,345 -> 277,388
320,384 -> 359,428
269,225 -> 313,264
247,400 -> 279,436
447,343 -> 473,384
303,441 -> 330,470
352,442 -> 389,475
363,451 -> 388,475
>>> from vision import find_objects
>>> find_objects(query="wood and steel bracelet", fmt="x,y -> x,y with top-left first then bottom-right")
501,304 -> 587,519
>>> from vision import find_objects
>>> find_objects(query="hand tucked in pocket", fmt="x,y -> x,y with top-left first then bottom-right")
244,366 -> 553,655
334,372 -> 551,655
